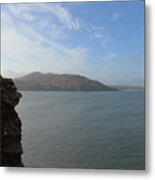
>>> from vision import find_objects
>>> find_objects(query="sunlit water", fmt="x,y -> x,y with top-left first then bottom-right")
16,91 -> 145,169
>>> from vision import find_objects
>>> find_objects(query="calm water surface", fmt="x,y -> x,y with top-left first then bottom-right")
16,91 -> 145,169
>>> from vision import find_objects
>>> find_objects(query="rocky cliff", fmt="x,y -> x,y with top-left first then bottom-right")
0,76 -> 24,167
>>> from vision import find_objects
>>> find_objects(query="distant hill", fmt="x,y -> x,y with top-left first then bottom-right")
111,85 -> 144,91
14,72 -> 117,91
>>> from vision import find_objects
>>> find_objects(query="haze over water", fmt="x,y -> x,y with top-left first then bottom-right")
16,90 -> 145,169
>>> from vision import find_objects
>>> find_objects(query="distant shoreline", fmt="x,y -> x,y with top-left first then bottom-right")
111,86 -> 144,91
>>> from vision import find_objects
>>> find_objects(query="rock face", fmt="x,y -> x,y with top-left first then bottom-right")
0,76 -> 24,167
14,72 -> 117,91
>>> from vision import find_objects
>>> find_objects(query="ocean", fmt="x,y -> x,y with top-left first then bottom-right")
16,90 -> 145,169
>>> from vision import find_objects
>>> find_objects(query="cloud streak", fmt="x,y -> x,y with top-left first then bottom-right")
1,5 -> 89,77
85,24 -> 113,45
7,3 -> 81,31
111,13 -> 121,21
2,25 -> 87,70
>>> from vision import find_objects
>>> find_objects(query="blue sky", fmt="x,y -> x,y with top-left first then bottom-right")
1,1 -> 144,85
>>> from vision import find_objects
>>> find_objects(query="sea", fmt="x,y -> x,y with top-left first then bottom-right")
16,90 -> 145,169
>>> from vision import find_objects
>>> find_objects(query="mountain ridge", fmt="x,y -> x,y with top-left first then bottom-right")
14,72 -> 117,91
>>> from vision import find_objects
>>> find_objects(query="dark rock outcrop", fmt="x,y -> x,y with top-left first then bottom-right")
0,76 -> 24,167
14,72 -> 117,91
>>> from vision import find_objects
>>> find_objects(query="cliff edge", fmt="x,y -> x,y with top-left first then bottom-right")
0,76 -> 24,167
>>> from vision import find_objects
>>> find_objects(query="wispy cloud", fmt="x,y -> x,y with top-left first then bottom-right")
1,5 -> 88,77
1,23 -> 88,76
111,13 -> 121,21
45,4 -> 81,30
7,3 -> 81,31
86,24 -> 113,45
1,3 -> 114,70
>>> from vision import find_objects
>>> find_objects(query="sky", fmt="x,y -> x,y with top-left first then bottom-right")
1,1 -> 144,85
